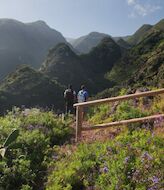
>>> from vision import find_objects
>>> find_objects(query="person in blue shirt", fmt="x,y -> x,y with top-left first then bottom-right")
77,85 -> 89,119
77,85 -> 88,103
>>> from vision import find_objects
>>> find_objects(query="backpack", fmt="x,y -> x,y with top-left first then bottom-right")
78,90 -> 86,103
64,89 -> 74,102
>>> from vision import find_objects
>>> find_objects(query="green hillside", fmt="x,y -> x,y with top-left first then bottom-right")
0,18 -> 164,190
41,37 -> 121,93
70,32 -> 110,54
0,19 -> 67,79
0,65 -> 64,113
116,38 -> 131,49
0,19 -> 163,113
40,43 -> 88,90
127,24 -> 152,45
0,95 -> 163,190
106,28 -> 164,88
152,19 -> 164,31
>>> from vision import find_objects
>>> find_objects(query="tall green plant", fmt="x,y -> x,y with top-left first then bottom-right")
0,129 -> 19,158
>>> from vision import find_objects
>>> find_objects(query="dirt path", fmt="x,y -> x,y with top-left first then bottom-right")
71,121 -> 122,143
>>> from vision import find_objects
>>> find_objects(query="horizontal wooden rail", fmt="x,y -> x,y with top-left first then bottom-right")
82,114 -> 164,131
74,88 -> 164,142
74,88 -> 164,107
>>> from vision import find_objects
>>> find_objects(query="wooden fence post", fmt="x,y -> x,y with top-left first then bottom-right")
74,88 -> 164,142
75,106 -> 83,142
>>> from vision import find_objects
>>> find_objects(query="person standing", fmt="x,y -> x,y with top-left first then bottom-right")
64,84 -> 76,114
77,85 -> 88,119
77,85 -> 88,103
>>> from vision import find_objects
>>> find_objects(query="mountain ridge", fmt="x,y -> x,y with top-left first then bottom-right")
0,18 -> 163,113
0,18 -> 67,79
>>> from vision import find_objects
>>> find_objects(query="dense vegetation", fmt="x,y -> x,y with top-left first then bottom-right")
89,90 -> 164,125
0,19 -> 164,190
69,32 -> 110,54
0,19 -> 163,113
41,37 -> 121,93
0,108 -> 73,190
0,65 -> 64,114
0,91 -> 163,190
46,93 -> 164,190
106,28 -> 164,88
47,130 -> 163,190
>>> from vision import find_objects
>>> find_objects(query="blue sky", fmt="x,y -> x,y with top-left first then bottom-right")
0,0 -> 163,38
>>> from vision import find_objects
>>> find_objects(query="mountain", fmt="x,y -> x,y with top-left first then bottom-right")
0,65 -> 64,113
0,35 -> 121,113
152,19 -> 164,31
127,24 -> 153,45
0,19 -> 163,113
121,19 -> 164,46
116,38 -> 131,49
40,43 -> 88,90
81,37 -> 121,74
113,35 -> 131,42
81,37 -> 122,92
0,19 -> 66,80
106,22 -> 164,88
41,37 -> 121,93
70,32 -> 110,54
66,37 -> 76,44
127,30 -> 164,87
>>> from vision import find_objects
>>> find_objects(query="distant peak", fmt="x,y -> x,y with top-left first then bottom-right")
100,36 -> 115,43
0,18 -> 24,25
89,31 -> 101,35
48,43 -> 75,56
153,19 -> 164,31
142,24 -> 153,27
158,18 -> 164,23
26,20 -> 49,28
88,31 -> 109,37
33,20 -> 47,25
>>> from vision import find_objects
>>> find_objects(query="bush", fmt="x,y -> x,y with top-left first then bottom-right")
46,130 -> 164,190
0,108 -> 73,190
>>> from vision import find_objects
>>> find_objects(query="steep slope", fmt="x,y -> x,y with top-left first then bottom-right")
66,37 -> 76,44
81,37 -> 122,92
81,37 -> 121,74
70,32 -> 110,54
41,37 -> 121,93
0,65 -> 64,113
127,24 -> 153,45
0,36 -> 122,113
40,43 -> 88,90
113,35 -> 131,42
152,19 -> 164,31
0,19 -> 66,79
106,26 -> 164,88
116,38 -> 131,49
127,30 -> 164,87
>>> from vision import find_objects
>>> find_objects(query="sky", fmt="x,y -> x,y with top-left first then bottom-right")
0,0 -> 163,38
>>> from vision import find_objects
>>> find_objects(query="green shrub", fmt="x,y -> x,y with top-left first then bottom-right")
46,130 -> 164,190
0,108 -> 73,190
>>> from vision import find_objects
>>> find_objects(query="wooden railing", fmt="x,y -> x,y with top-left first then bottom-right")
74,88 -> 164,142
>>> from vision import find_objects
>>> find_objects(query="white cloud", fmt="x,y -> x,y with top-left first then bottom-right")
127,0 -> 162,17
127,0 -> 136,5
134,4 -> 147,16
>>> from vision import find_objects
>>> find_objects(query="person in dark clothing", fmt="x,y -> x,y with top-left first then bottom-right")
64,84 -> 76,114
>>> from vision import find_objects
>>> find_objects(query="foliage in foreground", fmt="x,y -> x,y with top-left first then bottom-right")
0,108 -> 73,190
46,129 -> 164,190
88,91 -> 164,125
